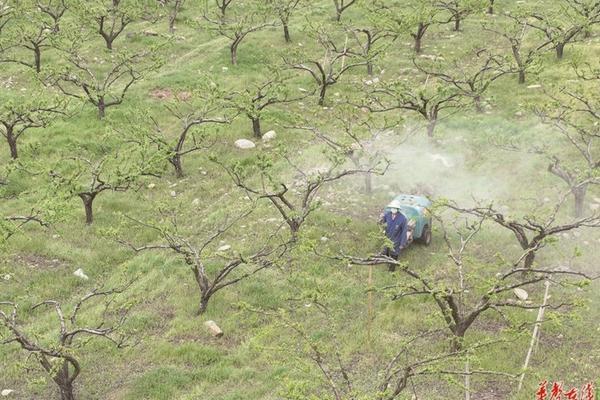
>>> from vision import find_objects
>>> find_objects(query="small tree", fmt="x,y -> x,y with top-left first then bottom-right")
336,200 -> 597,351
0,0 -> 67,72
487,0 -> 496,14
231,67 -> 309,137
47,41 -> 165,118
288,104 -> 394,194
533,83 -> 600,217
73,0 -> 157,50
412,48 -> 507,112
345,2 -> 400,76
120,206 -> 288,314
202,0 -> 277,65
362,74 -> 463,137
0,93 -> 65,159
483,13 -> 548,84
214,140 -> 387,240
47,140 -> 164,224
0,283 -> 134,400
122,80 -> 233,178
527,0 -> 600,59
331,0 -> 356,22
267,0 -> 302,43
435,0 -> 486,32
283,24 -> 366,106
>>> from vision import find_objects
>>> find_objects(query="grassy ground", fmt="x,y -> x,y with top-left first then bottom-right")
1,1 -> 600,399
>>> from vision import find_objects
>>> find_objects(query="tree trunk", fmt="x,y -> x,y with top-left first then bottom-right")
34,45 -> 41,73
518,69 -> 525,84
6,131 -> 18,159
283,23 -> 291,43
474,95 -> 483,113
171,154 -> 184,178
318,83 -> 328,106
59,384 -> 75,400
414,23 -> 425,54
367,60 -> 373,75
573,185 -> 587,218
453,16 -> 461,32
79,194 -> 96,225
251,117 -> 261,138
364,171 -> 372,194
487,0 -> 494,14
335,10 -> 341,22
523,250 -> 535,270
230,41 -> 239,65
97,98 -> 106,119
198,295 -> 210,315
426,118 -> 437,138
555,42 -> 565,59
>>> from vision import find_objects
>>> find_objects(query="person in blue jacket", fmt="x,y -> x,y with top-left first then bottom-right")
379,199 -> 408,271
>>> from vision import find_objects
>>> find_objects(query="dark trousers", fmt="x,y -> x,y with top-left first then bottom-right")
382,246 -> 399,272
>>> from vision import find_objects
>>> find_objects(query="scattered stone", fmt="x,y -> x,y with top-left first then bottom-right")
543,197 -> 550,202
2,274 -> 11,281
262,130 -> 277,141
222,66 -> 228,72
192,198 -> 200,206
205,320 -> 223,337
52,234 -> 60,239
217,244 -> 231,252
365,79 -> 373,85
513,288 -> 529,301
147,183 -> 156,189
372,77 -> 380,84
234,139 -> 256,149
298,87 -> 308,92
527,84 -> 542,89
320,236 -> 329,242
515,111 -> 524,117
142,30 -> 159,36
170,191 -> 177,197
1,389 -> 15,397
73,268 -> 89,280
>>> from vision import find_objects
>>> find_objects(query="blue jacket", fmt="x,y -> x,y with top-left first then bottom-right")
381,212 -> 408,255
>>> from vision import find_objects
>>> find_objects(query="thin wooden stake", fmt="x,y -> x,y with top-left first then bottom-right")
517,280 -> 551,393
367,264 -> 373,344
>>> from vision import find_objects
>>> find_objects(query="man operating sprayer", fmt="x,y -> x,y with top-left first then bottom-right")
379,199 -> 409,271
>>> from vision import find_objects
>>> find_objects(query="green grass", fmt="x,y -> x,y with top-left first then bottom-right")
1,0 -> 600,399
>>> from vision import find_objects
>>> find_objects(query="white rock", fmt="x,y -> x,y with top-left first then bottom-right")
73,268 -> 89,280
2,274 -> 10,281
527,84 -> 542,89
192,198 -> 200,206
372,77 -> 380,84
262,130 -> 277,141
1,390 -> 15,397
52,234 -> 60,239
234,139 -> 256,149
170,191 -> 177,197
217,245 -> 231,252
513,288 -> 528,301
320,236 -> 329,242
298,87 -> 308,92
222,66 -> 228,72
147,183 -> 156,189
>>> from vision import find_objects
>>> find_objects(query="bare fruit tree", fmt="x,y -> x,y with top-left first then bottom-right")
526,0 -> 600,59
283,23 -> 366,106
120,206 -> 289,314
0,282 -> 134,400
483,13 -> 549,84
332,200 -> 597,351
331,0 -> 356,22
123,79 -> 233,178
0,92 -> 66,159
47,45 -> 165,119
214,137 -> 388,240
412,48 -> 507,112
533,83 -> 600,217
202,0 -> 277,65
361,74 -> 463,137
